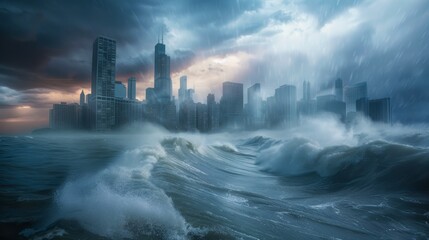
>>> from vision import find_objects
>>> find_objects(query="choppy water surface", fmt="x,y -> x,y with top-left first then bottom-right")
1,118 -> 429,239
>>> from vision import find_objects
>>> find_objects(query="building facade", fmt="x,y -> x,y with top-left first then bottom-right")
90,36 -> 117,131
128,77 -> 136,100
247,83 -> 264,129
49,102 -> 80,130
274,84 -> 297,127
344,81 -> 367,112
220,82 -> 243,129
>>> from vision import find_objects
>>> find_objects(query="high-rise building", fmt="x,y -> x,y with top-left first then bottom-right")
303,81 -> 311,101
356,97 -> 369,116
274,84 -> 297,127
86,94 -> 91,104
369,98 -> 391,123
80,90 -> 85,105
220,82 -> 243,128
178,75 -> 188,108
114,81 -> 126,98
266,96 -> 278,127
178,99 -> 196,131
50,102 -> 80,130
114,98 -> 143,128
357,97 -> 391,124
298,81 -> 316,117
207,94 -> 219,131
90,36 -> 117,131
91,37 -> 116,97
187,89 -> 195,101
317,94 -> 346,122
344,81 -> 367,112
154,38 -> 172,103
335,78 -> 343,101
143,37 -> 177,130
128,77 -> 136,100
196,103 -> 208,132
146,88 -> 156,104
247,83 -> 263,129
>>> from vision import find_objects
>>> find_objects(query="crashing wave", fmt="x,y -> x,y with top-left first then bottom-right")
256,137 -> 429,192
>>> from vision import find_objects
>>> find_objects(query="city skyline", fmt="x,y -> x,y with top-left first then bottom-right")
1,0 -> 429,134
47,35 -> 391,133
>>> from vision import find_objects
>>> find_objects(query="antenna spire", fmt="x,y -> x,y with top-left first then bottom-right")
161,27 -> 164,44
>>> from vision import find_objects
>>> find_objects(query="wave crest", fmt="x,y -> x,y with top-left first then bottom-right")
50,146 -> 188,239
256,138 -> 429,192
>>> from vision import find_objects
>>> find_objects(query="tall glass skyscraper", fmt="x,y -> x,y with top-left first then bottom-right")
220,82 -> 243,128
154,39 -> 172,103
335,78 -> 343,101
275,84 -> 297,127
178,75 -> 188,107
128,77 -> 136,100
90,36 -> 117,131
303,81 -> 311,101
344,81 -> 367,112
80,90 -> 85,105
247,83 -> 263,128
91,37 -> 116,97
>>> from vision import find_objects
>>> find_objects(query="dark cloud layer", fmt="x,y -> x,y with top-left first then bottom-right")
0,0 -> 261,91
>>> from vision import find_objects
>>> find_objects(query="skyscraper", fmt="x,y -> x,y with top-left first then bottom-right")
344,81 -> 367,112
220,82 -> 243,128
247,83 -> 263,128
196,103 -> 208,132
275,84 -> 297,127
50,102 -> 80,130
356,97 -> 369,116
335,78 -> 343,101
303,81 -> 311,101
80,90 -> 85,105
317,94 -> 346,122
369,98 -> 391,123
298,81 -> 316,117
266,96 -> 280,127
154,38 -> 172,103
90,36 -> 117,131
144,37 -> 177,130
357,97 -> 391,124
178,75 -> 188,107
86,94 -> 91,104
146,88 -> 156,104
91,37 -> 116,97
207,93 -> 219,131
128,77 -> 136,100
178,99 -> 196,131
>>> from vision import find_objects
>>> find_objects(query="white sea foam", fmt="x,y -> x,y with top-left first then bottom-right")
52,144 -> 188,239
255,115 -> 429,179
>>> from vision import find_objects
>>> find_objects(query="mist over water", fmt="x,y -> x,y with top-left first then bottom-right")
1,117 -> 429,239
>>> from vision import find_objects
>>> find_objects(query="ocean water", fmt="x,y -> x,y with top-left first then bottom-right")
1,117 -> 429,239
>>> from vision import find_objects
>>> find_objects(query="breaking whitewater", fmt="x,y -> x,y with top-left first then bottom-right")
1,116 -> 428,239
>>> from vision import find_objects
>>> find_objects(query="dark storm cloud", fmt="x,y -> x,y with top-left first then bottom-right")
0,0 -> 262,91
171,50 -> 196,72
0,0 -> 160,90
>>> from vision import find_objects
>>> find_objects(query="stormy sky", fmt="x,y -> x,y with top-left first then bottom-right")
0,0 -> 428,133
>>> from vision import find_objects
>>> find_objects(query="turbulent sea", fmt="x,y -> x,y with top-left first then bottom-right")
1,117 -> 429,239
